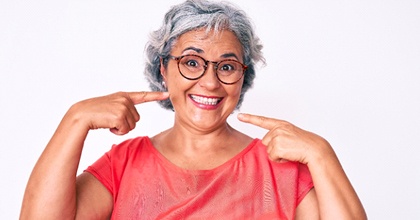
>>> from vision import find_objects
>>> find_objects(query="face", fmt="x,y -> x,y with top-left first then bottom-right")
161,28 -> 244,132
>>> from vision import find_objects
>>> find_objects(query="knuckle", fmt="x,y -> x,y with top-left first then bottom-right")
136,91 -> 148,101
272,135 -> 283,143
255,116 -> 268,126
131,122 -> 137,130
271,127 -> 282,135
121,97 -> 131,105
112,110 -> 127,122
258,116 -> 266,122
134,114 -> 140,122
140,91 -> 147,98
112,91 -> 125,98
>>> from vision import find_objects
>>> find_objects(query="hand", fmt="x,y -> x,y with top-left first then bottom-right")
238,113 -> 331,164
68,91 -> 169,135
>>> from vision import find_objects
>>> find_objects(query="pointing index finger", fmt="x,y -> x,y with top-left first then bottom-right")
237,113 -> 278,130
128,91 -> 169,104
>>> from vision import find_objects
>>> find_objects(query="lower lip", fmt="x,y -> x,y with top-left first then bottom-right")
189,96 -> 223,110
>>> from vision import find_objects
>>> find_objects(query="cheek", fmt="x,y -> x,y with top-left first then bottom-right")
166,76 -> 193,105
229,81 -> 244,98
166,81 -> 180,103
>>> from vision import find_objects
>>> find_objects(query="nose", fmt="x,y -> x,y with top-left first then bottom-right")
198,62 -> 221,90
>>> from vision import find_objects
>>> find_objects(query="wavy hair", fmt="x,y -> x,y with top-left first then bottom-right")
144,0 -> 265,110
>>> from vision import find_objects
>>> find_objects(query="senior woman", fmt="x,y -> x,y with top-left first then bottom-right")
21,0 -> 366,219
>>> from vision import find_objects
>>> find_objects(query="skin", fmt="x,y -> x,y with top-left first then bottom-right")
238,113 -> 367,219
20,92 -> 169,219
153,29 -> 253,170
20,29 -> 367,219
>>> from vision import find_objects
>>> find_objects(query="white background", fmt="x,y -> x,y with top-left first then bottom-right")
1,0 -> 419,219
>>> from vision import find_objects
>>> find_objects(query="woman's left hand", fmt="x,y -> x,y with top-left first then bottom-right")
238,113 -> 367,219
238,113 -> 333,165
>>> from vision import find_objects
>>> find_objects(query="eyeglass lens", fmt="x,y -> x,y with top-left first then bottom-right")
177,55 -> 245,84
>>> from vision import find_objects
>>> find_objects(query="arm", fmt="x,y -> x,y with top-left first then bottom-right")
20,106 -> 95,219
238,113 -> 367,219
20,91 -> 169,219
306,139 -> 366,219
295,189 -> 319,220
75,172 -> 113,219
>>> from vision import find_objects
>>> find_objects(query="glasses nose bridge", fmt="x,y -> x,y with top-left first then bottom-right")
200,59 -> 221,85
203,59 -> 219,72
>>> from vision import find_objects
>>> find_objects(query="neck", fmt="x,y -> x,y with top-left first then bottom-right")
150,116 -> 253,170
163,121 -> 235,154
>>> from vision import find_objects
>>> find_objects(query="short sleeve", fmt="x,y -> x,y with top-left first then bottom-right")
85,149 -> 114,194
84,137 -> 149,197
296,163 -> 314,204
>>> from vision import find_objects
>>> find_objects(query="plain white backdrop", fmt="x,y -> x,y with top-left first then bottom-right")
1,0 -> 419,218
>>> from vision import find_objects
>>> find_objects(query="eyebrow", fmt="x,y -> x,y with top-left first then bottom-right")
182,47 -> 240,61
182,47 -> 204,54
220,52 -> 240,60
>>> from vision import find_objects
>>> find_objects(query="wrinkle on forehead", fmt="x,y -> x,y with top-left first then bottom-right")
172,28 -> 244,60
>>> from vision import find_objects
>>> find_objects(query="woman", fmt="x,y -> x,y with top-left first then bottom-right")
20,0 -> 366,219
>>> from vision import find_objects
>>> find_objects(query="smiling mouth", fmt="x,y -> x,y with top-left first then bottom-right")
190,95 -> 222,106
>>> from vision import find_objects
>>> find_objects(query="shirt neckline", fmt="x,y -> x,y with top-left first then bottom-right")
143,136 -> 260,175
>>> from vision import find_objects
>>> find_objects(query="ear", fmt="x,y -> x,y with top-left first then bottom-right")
160,57 -> 167,80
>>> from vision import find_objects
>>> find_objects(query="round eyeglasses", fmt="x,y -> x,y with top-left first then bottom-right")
168,54 -> 247,85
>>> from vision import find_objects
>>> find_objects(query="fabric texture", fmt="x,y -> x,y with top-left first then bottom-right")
85,136 -> 313,220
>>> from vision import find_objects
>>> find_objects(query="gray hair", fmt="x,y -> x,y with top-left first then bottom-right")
144,0 -> 265,110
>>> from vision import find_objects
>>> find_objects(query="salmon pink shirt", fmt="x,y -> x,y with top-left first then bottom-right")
85,137 -> 313,220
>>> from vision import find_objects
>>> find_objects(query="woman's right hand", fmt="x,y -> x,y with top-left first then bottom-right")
20,91 -> 169,219
67,91 -> 169,135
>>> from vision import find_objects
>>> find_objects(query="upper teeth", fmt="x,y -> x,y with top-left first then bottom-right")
191,95 -> 220,105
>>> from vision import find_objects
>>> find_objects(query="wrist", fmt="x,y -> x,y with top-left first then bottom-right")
61,103 -> 91,133
306,137 -> 337,167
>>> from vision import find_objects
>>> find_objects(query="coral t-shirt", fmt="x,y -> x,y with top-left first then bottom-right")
85,137 -> 313,220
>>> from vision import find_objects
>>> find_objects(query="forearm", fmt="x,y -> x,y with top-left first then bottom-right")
308,144 -> 367,219
20,109 -> 89,219
20,91 -> 167,219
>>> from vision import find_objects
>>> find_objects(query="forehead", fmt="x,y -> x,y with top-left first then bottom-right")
172,28 -> 243,58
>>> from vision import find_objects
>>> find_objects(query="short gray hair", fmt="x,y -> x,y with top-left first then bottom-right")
144,0 -> 265,110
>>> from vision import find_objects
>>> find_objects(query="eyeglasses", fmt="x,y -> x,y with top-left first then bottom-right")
168,54 -> 247,85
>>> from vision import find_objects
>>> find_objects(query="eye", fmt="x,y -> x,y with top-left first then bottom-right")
180,56 -> 204,70
185,59 -> 199,67
220,63 -> 235,71
219,60 -> 242,73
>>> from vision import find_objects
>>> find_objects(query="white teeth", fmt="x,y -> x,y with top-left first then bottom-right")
191,95 -> 221,105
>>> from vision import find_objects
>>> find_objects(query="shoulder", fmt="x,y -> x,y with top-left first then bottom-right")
110,136 -> 151,150
107,136 -> 153,159
245,139 -> 314,211
249,139 -> 312,182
